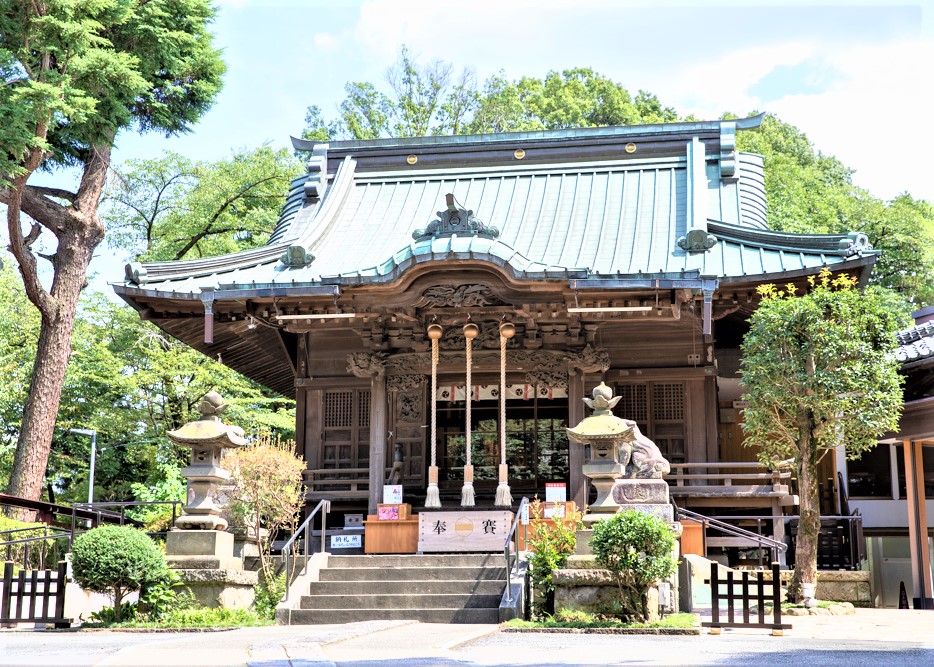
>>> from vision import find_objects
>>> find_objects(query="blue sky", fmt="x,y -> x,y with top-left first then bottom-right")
112,0 -> 933,205
11,1 -> 934,285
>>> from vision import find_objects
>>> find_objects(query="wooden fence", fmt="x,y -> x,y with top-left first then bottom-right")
0,561 -> 71,628
703,561 -> 791,636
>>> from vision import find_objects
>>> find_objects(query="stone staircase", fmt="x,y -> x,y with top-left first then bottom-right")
290,553 -> 508,624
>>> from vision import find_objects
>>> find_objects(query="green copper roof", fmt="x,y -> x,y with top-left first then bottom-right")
117,116 -> 877,296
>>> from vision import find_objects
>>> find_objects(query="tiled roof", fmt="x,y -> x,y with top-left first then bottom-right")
896,322 -> 934,367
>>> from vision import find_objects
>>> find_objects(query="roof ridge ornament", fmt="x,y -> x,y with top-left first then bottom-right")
838,231 -> 871,257
280,244 -> 315,268
678,229 -> 719,253
412,193 -> 499,242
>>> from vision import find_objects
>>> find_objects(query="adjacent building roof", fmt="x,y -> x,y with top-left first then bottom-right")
115,115 -> 877,300
897,321 -> 934,369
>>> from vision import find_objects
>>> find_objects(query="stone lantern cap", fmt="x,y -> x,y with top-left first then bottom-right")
167,391 -> 247,448
566,383 -> 636,445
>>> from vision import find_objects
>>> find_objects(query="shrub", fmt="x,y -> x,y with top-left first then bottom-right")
253,572 -> 286,620
225,437 -> 305,585
71,525 -> 167,621
590,510 -> 677,623
525,498 -> 583,619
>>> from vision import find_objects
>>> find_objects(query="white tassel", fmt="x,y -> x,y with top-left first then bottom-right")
494,463 -> 512,507
461,464 -> 476,507
425,465 -> 441,508
494,482 -> 512,507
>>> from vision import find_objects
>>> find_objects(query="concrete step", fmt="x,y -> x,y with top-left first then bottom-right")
319,566 -> 507,582
327,554 -> 502,568
288,607 -> 501,624
306,579 -> 506,595
300,593 -> 502,609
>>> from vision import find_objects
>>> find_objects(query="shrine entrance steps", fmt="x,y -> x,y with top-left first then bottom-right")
289,553 -> 507,624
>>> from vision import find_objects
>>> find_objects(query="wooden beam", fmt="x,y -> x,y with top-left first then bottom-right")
903,438 -> 933,608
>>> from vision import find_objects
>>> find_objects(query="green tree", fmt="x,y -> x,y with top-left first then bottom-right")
0,0 -> 224,505
740,269 -> 903,600
105,146 -> 300,261
737,114 -> 934,305
0,265 -> 294,501
302,48 -> 676,142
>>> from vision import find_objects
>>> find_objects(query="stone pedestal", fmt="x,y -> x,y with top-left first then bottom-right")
553,555 -> 661,622
166,530 -> 257,609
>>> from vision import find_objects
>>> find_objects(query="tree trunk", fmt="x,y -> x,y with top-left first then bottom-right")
113,586 -> 124,622
789,410 -> 821,602
5,144 -> 108,504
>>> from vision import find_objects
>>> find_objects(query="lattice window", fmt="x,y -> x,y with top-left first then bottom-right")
358,390 -> 370,428
652,383 -> 684,421
617,384 -> 648,423
324,391 -> 353,428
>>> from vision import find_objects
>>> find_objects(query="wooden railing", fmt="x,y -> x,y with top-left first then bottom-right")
0,561 -> 71,628
668,462 -> 794,498
304,467 -> 394,501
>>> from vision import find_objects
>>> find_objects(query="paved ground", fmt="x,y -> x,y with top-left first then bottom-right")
0,608 -> 931,666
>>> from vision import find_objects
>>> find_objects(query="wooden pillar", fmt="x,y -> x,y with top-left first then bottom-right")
903,438 -> 933,608
568,368 -> 587,510
368,370 -> 388,515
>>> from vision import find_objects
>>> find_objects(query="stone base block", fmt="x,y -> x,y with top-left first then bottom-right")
166,529 -> 235,558
174,568 -> 258,609
612,479 -> 670,505
166,555 -> 243,570
581,503 -> 674,529
553,567 -> 659,622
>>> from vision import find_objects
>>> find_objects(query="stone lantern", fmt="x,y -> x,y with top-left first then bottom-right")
164,391 -> 257,608
167,390 -> 246,531
566,383 -> 635,523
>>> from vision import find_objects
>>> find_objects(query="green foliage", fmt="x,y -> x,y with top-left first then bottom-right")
737,114 -> 934,305
90,602 -> 139,624
0,516 -> 66,569
589,510 -> 678,623
0,263 -> 294,501
105,146 -> 301,262
0,0 -> 224,181
86,605 -> 269,628
71,525 -> 167,621
302,47 -> 677,142
741,270 -> 903,461
253,572 -> 286,620
138,568 -> 189,621
525,498 -> 583,619
741,268 -> 903,597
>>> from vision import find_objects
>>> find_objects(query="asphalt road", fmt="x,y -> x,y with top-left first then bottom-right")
1,618 -> 933,667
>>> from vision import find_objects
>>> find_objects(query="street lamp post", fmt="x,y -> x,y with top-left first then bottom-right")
70,428 -> 97,504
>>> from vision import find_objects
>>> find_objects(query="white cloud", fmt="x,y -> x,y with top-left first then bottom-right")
769,38 -> 934,202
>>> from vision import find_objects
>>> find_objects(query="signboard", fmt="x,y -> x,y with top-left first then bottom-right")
545,482 -> 567,503
520,503 -> 529,526
383,485 -> 403,504
418,511 -> 513,552
732,400 -> 749,409
330,534 -> 362,549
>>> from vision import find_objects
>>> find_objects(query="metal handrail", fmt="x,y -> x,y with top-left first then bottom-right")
503,497 -> 529,605
676,506 -> 787,566
282,499 -> 330,601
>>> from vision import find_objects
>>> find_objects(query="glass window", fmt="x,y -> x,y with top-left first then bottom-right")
847,444 -> 892,498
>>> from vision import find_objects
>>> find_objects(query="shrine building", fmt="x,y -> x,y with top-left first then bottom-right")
114,114 -> 883,550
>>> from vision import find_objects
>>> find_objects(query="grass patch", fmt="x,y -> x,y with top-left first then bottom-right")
82,607 -> 271,629
505,612 -> 698,630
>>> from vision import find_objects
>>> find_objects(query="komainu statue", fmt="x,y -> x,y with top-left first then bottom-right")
622,419 -> 671,479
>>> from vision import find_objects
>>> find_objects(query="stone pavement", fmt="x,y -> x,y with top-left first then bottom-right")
0,608 -> 931,666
